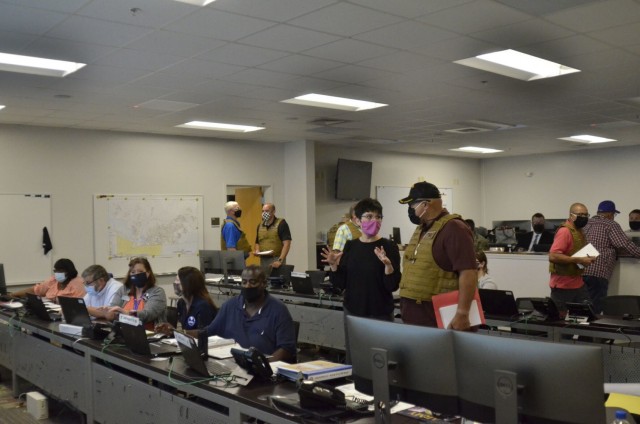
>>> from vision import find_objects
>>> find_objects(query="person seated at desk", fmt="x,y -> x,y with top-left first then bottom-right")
107,257 -> 167,330
476,251 -> 497,290
201,265 -> 296,363
516,212 -> 555,252
157,266 -> 218,332
81,264 -> 123,318
10,258 -> 85,302
464,219 -> 489,252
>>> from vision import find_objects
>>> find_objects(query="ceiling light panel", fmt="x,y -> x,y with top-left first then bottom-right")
174,0 -> 216,6
450,146 -> 504,154
558,135 -> 616,144
177,121 -> 265,132
0,52 -> 86,77
282,93 -> 387,111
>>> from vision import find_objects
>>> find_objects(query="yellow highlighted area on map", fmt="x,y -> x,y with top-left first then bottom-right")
116,236 -> 162,256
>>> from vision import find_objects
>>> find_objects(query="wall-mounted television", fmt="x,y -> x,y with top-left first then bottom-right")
335,159 -> 372,200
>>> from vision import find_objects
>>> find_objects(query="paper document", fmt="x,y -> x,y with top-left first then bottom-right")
439,300 -> 483,329
572,243 -> 599,269
209,343 -> 242,359
255,250 -> 274,256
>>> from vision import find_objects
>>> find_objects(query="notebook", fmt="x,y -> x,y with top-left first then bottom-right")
478,289 -> 520,320
174,331 -> 232,377
119,321 -> 180,357
25,293 -> 62,321
58,296 -> 93,327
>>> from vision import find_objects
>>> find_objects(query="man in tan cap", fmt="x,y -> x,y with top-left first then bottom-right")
398,182 -> 477,330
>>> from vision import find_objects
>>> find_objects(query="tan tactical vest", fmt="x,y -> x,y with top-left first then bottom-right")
326,222 -> 341,248
346,220 -> 362,240
257,218 -> 284,257
400,214 -> 461,302
220,218 -> 251,253
549,223 -> 586,276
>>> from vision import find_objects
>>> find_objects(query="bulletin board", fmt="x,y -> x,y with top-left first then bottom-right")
93,194 -> 203,276
376,186 -> 453,246
0,194 -> 53,285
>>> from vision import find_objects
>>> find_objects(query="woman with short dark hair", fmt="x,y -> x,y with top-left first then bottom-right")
10,258 -> 85,302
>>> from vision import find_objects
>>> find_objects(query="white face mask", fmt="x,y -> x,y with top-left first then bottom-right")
54,272 -> 66,283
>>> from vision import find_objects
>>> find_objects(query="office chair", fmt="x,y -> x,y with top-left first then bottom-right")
166,306 -> 178,328
601,295 -> 640,317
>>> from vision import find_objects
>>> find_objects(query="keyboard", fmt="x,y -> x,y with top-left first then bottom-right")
205,360 -> 231,376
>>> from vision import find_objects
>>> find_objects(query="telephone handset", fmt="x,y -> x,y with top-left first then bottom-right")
230,347 -> 273,380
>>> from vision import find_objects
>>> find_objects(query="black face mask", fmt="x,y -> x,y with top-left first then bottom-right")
242,286 -> 262,303
532,224 -> 545,234
235,209 -> 242,218
408,206 -> 421,225
130,272 -> 148,288
630,222 -> 640,231
573,216 -> 588,229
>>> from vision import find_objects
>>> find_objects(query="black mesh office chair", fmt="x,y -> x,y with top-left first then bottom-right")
601,295 -> 640,317
166,306 -> 178,328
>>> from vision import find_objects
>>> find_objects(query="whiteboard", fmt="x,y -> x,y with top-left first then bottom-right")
93,194 -> 204,277
0,194 -> 53,285
376,186 -> 453,246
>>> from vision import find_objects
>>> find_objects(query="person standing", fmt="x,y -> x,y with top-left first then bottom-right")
254,203 -> 292,274
548,203 -> 596,313
397,182 -> 477,330
583,201 -> 640,313
322,198 -> 401,361
221,201 -> 251,258
332,204 -> 362,251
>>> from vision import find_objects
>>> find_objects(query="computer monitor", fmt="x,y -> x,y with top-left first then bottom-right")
0,264 -> 6,296
220,250 -> 245,277
198,250 -> 223,275
392,227 -> 401,245
454,331 -> 605,424
346,316 -> 458,420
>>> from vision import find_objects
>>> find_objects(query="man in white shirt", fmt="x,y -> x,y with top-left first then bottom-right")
81,264 -> 123,318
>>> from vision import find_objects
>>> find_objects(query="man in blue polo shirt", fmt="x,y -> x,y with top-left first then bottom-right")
204,265 -> 296,362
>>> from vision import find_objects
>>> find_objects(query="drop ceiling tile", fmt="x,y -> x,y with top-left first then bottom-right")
198,43 -> 289,67
219,68 -> 298,89
350,0 -> 473,18
165,9 -> 275,41
303,39 -> 395,63
0,30 -> 38,53
94,48 -> 185,71
258,54 -> 343,75
471,18 -> 575,47
160,58 -> 245,79
77,0 -> 192,28
355,20 -> 457,51
240,24 -> 341,53
589,22 -> 640,47
47,15 -> 153,47
546,0 -> 640,32
0,0 -> 90,13
213,0 -> 337,22
124,30 -> 223,56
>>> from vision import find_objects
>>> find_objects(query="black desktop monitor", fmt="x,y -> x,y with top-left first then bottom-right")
198,250 -> 223,275
0,264 -> 6,295
453,332 -> 605,424
346,316 -> 458,418
220,250 -> 245,276
392,227 -> 402,245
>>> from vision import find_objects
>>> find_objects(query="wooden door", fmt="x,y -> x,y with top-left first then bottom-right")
234,187 -> 263,266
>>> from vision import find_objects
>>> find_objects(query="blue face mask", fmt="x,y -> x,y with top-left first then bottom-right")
85,286 -> 96,296
130,272 -> 148,288
54,272 -> 66,283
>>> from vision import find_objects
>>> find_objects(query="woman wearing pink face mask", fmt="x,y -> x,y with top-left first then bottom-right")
322,198 -> 401,362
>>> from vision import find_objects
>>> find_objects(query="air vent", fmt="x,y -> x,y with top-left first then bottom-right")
445,127 -> 492,134
308,118 -> 351,126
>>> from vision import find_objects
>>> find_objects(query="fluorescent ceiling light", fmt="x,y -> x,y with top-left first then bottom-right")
177,121 -> 265,133
282,93 -> 387,111
174,0 -> 216,5
558,135 -> 616,144
0,105 -> 5,111
450,146 -> 503,154
0,52 -> 85,77
454,49 -> 580,81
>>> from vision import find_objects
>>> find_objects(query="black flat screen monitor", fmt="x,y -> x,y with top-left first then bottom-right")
346,316 -> 458,416
392,227 -> 401,245
0,264 -> 6,295
335,159 -> 372,200
220,250 -> 245,276
454,332 -> 605,424
199,250 -> 223,275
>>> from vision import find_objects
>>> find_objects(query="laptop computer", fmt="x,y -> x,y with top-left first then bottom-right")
119,321 -> 180,357
565,302 -> 598,322
529,297 -> 561,322
478,289 -> 520,320
25,293 -> 62,321
58,296 -> 93,327
174,331 -> 232,377
290,272 -> 316,295
591,317 -> 640,329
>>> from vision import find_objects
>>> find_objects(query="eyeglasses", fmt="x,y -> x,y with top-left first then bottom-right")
570,212 -> 590,218
360,213 -> 383,221
409,199 -> 431,208
84,278 -> 101,287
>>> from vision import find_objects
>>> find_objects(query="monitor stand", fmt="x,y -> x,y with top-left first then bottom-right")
494,369 -> 519,424
371,348 -> 394,424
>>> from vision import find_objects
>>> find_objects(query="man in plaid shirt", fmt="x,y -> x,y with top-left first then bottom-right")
583,200 -> 640,313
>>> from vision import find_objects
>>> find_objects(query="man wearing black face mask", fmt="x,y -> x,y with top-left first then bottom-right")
202,265 -> 296,362
398,181 -> 477,331
582,201 -> 640,313
548,203 -> 597,313
516,213 -> 555,252
221,201 -> 251,258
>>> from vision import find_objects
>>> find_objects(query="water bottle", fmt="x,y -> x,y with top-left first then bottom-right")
612,410 -> 630,424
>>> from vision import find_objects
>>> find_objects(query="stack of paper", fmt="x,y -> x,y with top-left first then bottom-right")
276,360 -> 352,382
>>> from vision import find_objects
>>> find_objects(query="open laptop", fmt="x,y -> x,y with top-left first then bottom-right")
565,302 -> 598,323
290,272 -> 316,295
58,296 -> 93,327
478,289 -> 520,320
529,297 -> 561,322
25,293 -> 62,321
174,331 -> 232,377
119,321 -> 180,357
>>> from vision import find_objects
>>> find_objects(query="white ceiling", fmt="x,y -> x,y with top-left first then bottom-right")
1,0 -> 640,158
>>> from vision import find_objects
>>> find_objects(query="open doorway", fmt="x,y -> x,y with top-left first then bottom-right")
227,185 -> 270,266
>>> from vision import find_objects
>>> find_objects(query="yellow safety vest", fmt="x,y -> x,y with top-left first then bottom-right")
549,223 -> 586,276
257,218 -> 284,257
221,218 -> 251,253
